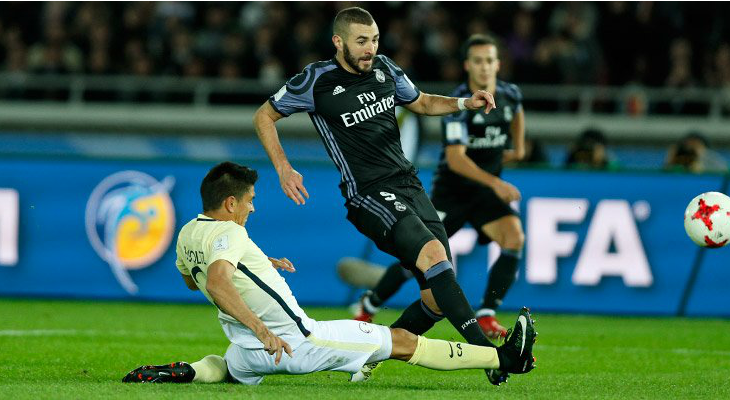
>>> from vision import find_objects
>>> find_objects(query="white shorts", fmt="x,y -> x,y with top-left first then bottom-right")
224,320 -> 392,385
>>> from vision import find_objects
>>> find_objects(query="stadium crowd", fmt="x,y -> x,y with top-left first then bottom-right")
0,2 -> 728,173
1,1 -> 730,89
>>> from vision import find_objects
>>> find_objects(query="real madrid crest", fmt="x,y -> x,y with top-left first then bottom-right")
374,68 -> 385,83
503,105 -> 513,122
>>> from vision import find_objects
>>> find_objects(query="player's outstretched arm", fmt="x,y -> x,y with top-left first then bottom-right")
405,90 -> 496,116
253,102 -> 309,205
206,259 -> 293,364
445,145 -> 521,203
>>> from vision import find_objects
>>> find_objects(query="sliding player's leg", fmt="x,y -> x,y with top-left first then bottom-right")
122,354 -> 228,384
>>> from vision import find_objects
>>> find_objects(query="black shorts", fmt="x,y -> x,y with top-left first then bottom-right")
431,184 -> 517,245
345,176 -> 450,289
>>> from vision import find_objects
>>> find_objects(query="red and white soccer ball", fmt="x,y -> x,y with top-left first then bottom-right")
684,192 -> 730,248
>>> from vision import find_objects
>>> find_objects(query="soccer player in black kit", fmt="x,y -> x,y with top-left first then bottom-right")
345,34 -> 526,340
254,8 -> 534,384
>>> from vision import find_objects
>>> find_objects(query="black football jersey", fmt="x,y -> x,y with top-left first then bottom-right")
433,80 -> 523,190
269,55 -> 421,200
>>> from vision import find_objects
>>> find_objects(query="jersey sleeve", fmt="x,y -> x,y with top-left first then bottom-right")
509,83 -> 523,112
206,224 -> 249,270
268,68 -> 317,117
175,240 -> 189,275
379,55 -> 420,105
441,111 -> 469,146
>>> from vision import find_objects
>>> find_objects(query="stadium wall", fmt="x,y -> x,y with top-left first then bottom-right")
1,101 -> 729,145
0,156 -> 728,317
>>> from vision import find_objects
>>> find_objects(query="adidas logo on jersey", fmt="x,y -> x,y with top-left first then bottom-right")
333,86 -> 346,95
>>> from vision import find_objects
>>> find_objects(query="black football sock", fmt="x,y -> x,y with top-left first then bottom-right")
425,261 -> 494,348
369,262 -> 412,308
390,299 -> 443,335
481,249 -> 520,311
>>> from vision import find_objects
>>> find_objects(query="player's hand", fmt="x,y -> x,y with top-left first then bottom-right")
466,90 -> 496,113
279,167 -> 309,205
268,257 -> 296,273
255,326 -> 293,365
492,179 -> 521,203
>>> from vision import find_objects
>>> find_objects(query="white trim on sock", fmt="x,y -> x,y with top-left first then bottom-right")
362,294 -> 381,314
476,308 -> 496,318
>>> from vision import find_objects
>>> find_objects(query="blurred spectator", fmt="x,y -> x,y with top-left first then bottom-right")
665,140 -> 701,173
548,2 -> 601,84
2,26 -> 27,73
168,28 -> 194,74
598,2 -> 636,85
506,10 -> 536,81
633,2 -> 669,86
679,132 -> 728,173
259,57 -> 284,85
130,54 -> 153,76
0,1 -> 729,88
565,128 -> 618,170
87,49 -> 112,75
709,43 -> 730,115
122,3 -> 152,42
1,26 -> 28,99
219,59 -> 240,80
710,43 -> 730,87
26,22 -> 83,74
182,56 -> 205,78
195,5 -> 230,67
666,38 -> 695,88
156,2 -> 195,22
528,35 -> 562,84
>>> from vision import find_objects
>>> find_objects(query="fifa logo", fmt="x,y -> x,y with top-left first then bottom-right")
85,171 -> 175,294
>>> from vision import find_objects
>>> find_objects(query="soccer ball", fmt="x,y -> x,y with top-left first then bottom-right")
684,192 -> 730,248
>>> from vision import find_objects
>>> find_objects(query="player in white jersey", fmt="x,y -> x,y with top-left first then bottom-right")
122,162 -> 537,386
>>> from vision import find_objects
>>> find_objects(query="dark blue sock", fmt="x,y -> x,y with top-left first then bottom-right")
482,249 -> 520,310
426,260 -> 493,347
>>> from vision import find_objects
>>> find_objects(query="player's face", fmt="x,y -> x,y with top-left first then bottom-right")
341,23 -> 379,73
464,44 -> 500,89
235,187 -> 255,227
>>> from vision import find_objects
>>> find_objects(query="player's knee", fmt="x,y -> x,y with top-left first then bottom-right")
416,240 -> 448,271
500,231 -> 524,251
388,328 -> 418,361
489,219 -> 525,250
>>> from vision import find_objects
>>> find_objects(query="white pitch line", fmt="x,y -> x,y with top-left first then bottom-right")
0,329 -> 222,340
0,329 -> 83,336
538,344 -> 730,357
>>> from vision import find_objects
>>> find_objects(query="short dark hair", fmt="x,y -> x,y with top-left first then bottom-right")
579,128 -> 607,146
200,162 -> 258,212
333,7 -> 374,38
683,131 -> 709,147
461,34 -> 499,61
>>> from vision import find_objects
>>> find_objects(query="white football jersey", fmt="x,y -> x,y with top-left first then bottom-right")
175,215 -> 313,348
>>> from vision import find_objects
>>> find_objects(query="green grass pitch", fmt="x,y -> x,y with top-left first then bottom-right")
1,299 -> 729,399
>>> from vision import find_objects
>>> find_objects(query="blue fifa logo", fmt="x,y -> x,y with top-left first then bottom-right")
85,171 -> 175,294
